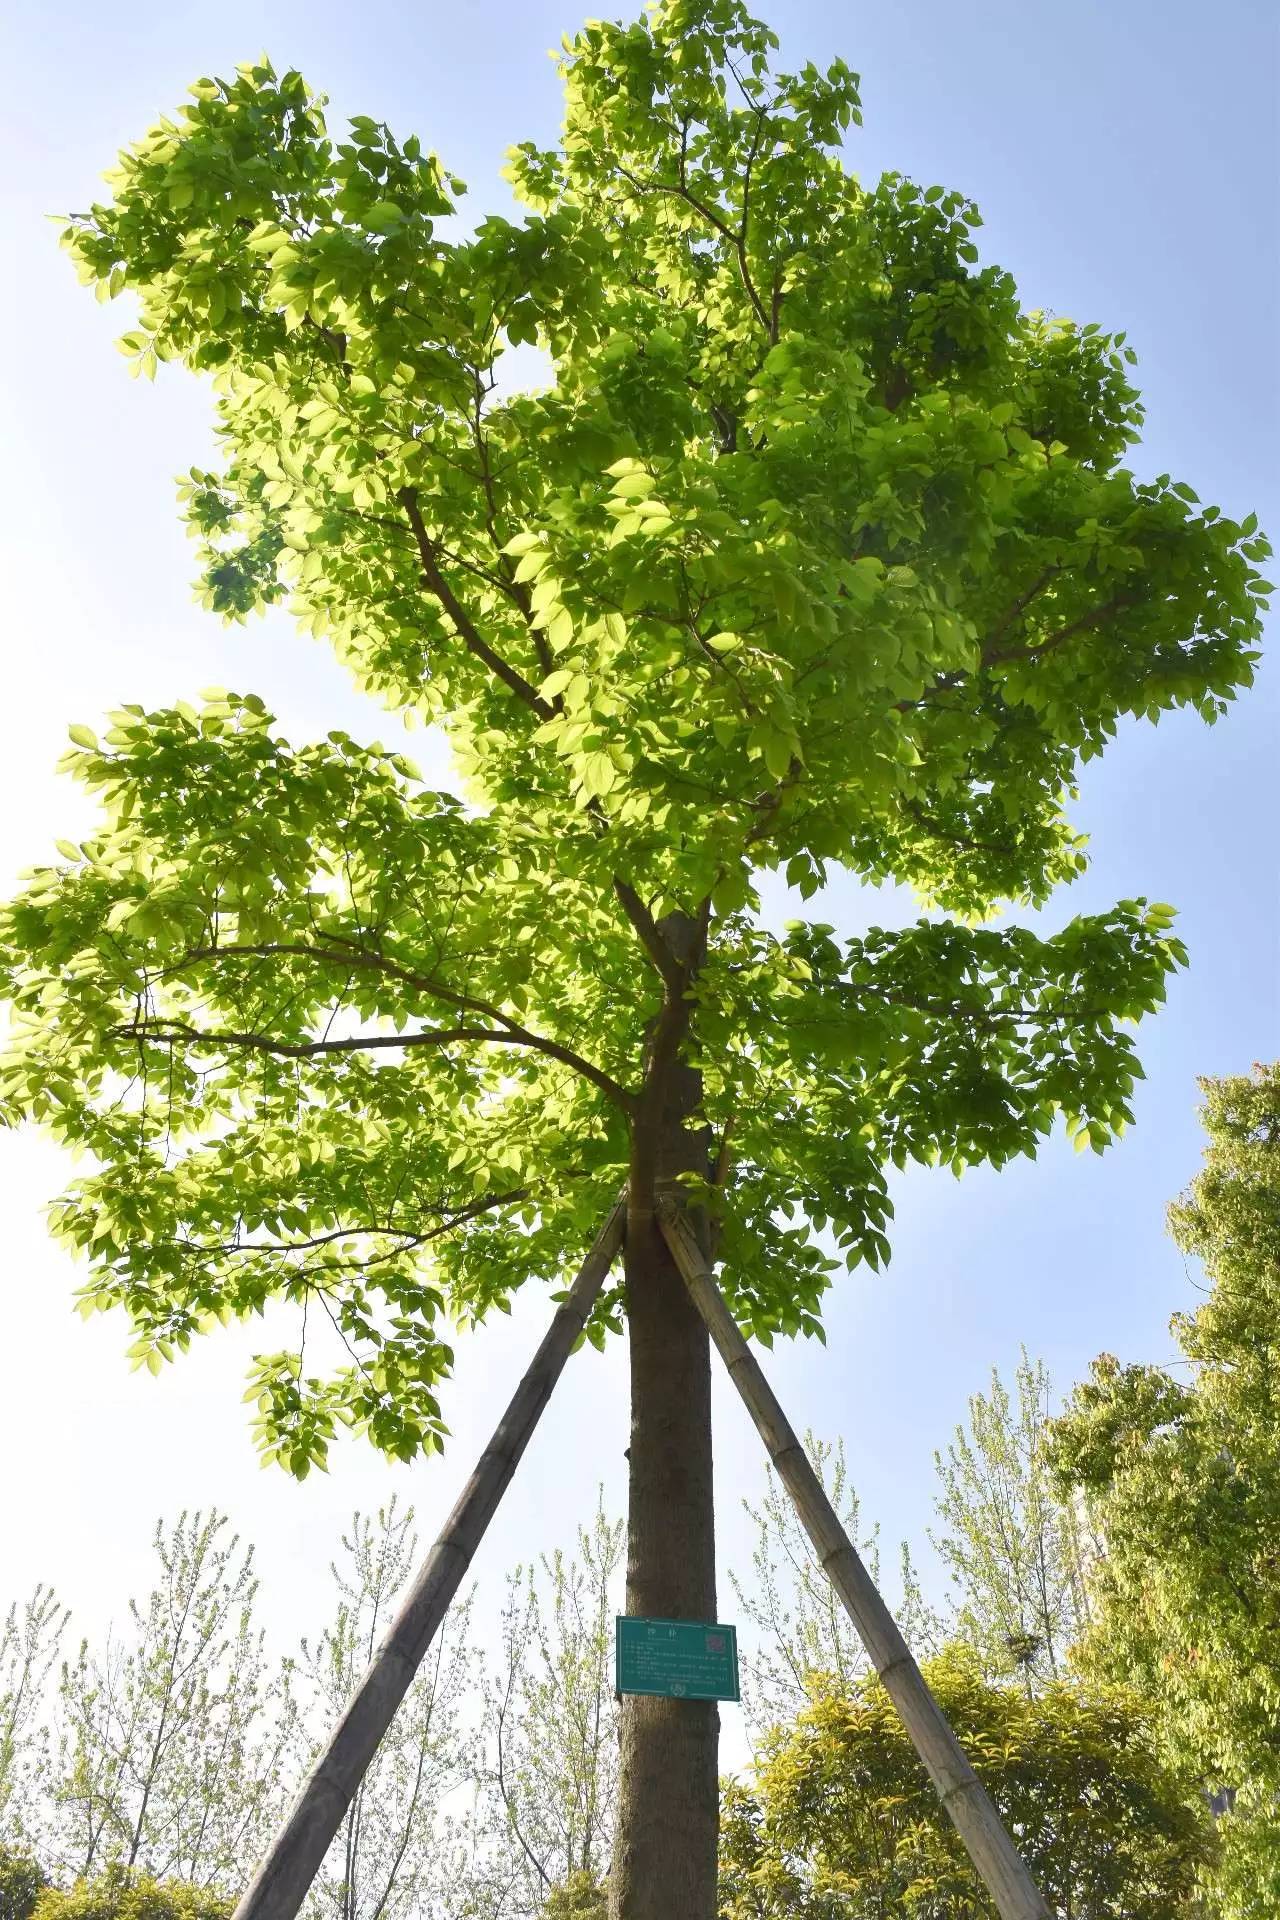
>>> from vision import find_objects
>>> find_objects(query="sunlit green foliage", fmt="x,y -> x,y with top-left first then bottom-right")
30,1870 -> 229,1920
719,1651 -> 1212,1917
1052,1064 -> 1280,1917
0,0 -> 1266,1470
543,1873 -> 607,1919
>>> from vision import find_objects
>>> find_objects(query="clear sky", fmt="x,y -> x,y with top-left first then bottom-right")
0,0 -> 1276,1751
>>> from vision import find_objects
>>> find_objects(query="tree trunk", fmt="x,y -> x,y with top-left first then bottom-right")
610,914 -> 719,1920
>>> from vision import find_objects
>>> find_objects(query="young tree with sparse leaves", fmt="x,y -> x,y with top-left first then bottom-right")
932,1353 -> 1095,1692
1,1592 -> 68,1854
296,1504 -> 478,1920
479,1499 -> 621,1917
731,1434 -> 941,1744
0,0 -> 1267,1911
53,1514 -> 291,1889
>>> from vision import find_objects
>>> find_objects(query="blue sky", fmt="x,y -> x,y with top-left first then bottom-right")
0,0 -> 1275,1745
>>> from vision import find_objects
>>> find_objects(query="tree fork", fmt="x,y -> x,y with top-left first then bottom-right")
658,1198 -> 1053,1920
230,1196 -> 625,1920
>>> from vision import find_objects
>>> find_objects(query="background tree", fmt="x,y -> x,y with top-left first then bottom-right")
731,1435 -> 941,1744
718,1651 -> 1213,1918
53,1514 -> 291,1888
479,1499 -> 621,1916
1,1592 -> 68,1852
296,1505 -> 478,1920
932,1353 -> 1095,1691
1051,1063 -> 1280,1917
0,0 -> 1266,1911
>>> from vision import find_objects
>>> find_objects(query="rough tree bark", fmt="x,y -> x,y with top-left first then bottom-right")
609,909 -> 719,1920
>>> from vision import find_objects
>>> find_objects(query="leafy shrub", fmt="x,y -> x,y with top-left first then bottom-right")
0,1850 -> 46,1920
721,1648 -> 1214,1917
543,1872 -> 607,1918
31,1868 -> 231,1920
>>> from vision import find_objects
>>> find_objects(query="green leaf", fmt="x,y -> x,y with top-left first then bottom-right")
363,200 -> 404,232
581,750 -> 617,797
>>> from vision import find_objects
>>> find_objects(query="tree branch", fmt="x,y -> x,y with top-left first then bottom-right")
466,372 -> 555,679
611,880 -> 684,990
983,566 -> 1060,655
614,160 -> 773,340
112,1016 -> 634,1112
982,591 -> 1136,671
903,800 -> 1019,861
896,586 -> 1137,712
193,1190 -> 528,1262
399,488 -> 552,717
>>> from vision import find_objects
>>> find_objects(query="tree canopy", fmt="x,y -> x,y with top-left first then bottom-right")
0,0 -> 1267,1476
1051,1063 -> 1280,1913
719,1652 -> 1212,1918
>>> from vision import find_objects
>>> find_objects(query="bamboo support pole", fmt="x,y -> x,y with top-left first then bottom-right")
658,1198 -> 1052,1920
232,1196 -> 626,1920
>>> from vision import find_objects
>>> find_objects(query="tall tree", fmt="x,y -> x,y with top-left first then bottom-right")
932,1353 -> 1095,1691
53,1514 -> 291,1889
1051,1064 -> 1280,1916
0,2 -> 1265,1912
296,1505 -> 478,1920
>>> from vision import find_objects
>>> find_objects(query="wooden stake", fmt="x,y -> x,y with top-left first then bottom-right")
657,1199 -> 1052,1920
232,1196 -> 626,1920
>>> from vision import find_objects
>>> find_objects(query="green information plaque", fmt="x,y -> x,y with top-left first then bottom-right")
615,1615 -> 741,1702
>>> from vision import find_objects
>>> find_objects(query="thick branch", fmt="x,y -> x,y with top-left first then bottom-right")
466,373 -> 554,678
117,1016 -> 502,1058
904,800 -> 1019,861
983,567 -> 1060,655
114,1016 -> 633,1112
897,587 -> 1137,712
736,101 -> 780,345
161,940 -> 514,1025
399,488 -> 552,717
982,591 -> 1135,671
194,1190 -> 528,1261
635,901 -> 711,1099
611,880 -> 685,990
147,939 -> 635,1109
817,981 -> 1114,1031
